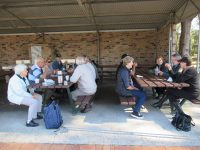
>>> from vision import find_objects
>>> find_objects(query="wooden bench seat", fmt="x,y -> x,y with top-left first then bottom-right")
119,96 -> 135,105
75,95 -> 95,110
173,97 -> 200,114
190,98 -> 200,104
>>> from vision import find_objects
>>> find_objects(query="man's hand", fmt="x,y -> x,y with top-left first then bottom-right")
127,86 -> 139,90
41,73 -> 47,79
165,63 -> 172,70
32,93 -> 37,99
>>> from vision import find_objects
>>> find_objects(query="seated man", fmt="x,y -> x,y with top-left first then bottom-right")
84,56 -> 97,81
52,53 -> 64,73
70,56 -> 97,112
116,56 -> 146,119
28,57 -> 46,84
167,56 -> 200,113
8,64 -> 43,127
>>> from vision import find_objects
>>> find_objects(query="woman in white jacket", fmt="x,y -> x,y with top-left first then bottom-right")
7,64 -> 43,127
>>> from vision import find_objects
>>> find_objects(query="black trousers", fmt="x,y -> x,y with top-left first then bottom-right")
155,87 -> 166,96
167,88 -> 198,102
167,88 -> 198,113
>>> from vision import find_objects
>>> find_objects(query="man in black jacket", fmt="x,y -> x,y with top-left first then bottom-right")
166,56 -> 200,112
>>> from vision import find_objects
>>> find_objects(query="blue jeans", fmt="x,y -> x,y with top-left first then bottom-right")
131,90 -> 146,113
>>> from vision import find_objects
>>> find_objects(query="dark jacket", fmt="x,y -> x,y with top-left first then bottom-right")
154,62 -> 169,79
116,66 -> 133,96
174,67 -> 200,98
52,60 -> 63,71
169,64 -> 180,81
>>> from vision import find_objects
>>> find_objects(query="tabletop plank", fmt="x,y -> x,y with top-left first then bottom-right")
134,69 -> 190,88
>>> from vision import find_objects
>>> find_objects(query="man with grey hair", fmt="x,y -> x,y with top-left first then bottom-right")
70,56 -> 97,112
116,56 -> 146,119
28,57 -> 46,83
8,64 -> 43,127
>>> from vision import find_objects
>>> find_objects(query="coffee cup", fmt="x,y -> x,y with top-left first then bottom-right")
35,78 -> 40,84
65,75 -> 69,81
64,80 -> 68,85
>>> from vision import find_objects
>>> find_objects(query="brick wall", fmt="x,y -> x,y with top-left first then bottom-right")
0,27 -> 170,67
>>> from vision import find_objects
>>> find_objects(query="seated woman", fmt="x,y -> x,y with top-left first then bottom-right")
166,56 -> 200,113
7,64 -> 43,127
152,56 -> 169,99
152,53 -> 182,108
116,56 -> 146,119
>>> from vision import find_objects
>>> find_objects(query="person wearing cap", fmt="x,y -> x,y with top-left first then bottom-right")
52,53 -> 64,73
166,56 -> 200,112
116,56 -> 146,119
152,53 -> 182,109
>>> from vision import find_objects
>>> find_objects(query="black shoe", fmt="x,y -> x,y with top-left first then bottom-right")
80,105 -> 92,113
151,103 -> 162,109
26,120 -> 39,127
36,114 -> 43,119
130,111 -> 143,119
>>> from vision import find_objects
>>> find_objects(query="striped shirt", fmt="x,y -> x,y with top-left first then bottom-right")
28,64 -> 43,83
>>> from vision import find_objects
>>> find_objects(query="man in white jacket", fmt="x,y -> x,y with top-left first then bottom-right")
8,64 -> 43,127
70,56 -> 97,111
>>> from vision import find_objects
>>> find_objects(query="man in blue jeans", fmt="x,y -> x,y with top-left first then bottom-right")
116,56 -> 146,119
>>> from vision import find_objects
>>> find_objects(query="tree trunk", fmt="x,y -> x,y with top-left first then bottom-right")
179,18 -> 192,56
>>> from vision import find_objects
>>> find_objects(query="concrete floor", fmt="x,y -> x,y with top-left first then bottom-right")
0,81 -> 200,146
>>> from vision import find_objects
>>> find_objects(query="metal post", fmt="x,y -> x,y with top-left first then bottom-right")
168,23 -> 172,64
168,14 -> 174,64
197,14 -> 200,73
97,32 -> 100,64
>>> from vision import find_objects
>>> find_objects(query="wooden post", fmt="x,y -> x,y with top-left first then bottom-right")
197,14 -> 200,73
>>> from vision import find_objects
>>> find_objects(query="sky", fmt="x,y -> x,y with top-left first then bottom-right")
191,15 -> 199,30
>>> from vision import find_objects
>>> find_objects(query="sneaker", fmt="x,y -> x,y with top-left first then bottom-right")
26,120 -> 39,127
130,112 -> 144,119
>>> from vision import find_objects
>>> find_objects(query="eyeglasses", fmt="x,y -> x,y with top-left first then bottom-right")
47,61 -> 52,63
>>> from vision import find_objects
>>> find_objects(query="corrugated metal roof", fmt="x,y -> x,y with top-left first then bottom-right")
0,0 -> 199,34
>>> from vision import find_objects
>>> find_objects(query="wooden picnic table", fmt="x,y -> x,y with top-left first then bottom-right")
97,65 -> 118,81
29,80 -> 79,114
133,68 -> 190,88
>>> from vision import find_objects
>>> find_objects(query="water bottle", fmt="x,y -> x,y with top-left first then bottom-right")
155,66 -> 159,76
57,71 -> 63,84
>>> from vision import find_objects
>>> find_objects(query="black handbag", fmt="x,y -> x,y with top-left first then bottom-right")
171,112 -> 195,132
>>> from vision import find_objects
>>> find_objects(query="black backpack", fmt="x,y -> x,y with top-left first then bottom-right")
171,112 -> 195,132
